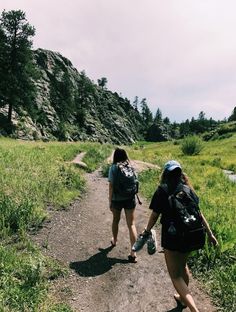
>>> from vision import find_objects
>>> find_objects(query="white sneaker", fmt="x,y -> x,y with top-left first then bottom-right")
147,229 -> 157,255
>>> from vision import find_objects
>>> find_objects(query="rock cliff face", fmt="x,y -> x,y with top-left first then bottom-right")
4,48 -> 144,144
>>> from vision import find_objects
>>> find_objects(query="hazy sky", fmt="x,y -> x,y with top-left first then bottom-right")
1,1 -> 236,122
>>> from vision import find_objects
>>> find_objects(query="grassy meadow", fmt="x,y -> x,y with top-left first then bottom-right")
0,135 -> 235,311
0,138 -> 112,312
127,134 -> 236,311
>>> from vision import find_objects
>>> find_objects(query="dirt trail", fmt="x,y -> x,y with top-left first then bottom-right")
33,160 -> 217,312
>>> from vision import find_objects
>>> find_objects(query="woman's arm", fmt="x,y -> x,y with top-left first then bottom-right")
201,212 -> 218,246
145,211 -> 160,232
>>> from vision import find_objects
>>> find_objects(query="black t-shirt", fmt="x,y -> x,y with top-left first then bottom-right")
149,185 -> 169,225
149,186 -> 168,214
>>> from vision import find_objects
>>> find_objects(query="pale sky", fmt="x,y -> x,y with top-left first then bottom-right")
1,0 -> 236,122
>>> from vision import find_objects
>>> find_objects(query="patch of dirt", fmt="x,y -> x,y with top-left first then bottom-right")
32,159 -> 217,312
71,152 -> 88,169
105,154 -> 160,173
130,160 -> 160,172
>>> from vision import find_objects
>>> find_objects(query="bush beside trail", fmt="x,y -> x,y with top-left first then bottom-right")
181,135 -> 204,155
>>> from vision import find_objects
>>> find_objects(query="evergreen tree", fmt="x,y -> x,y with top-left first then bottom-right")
154,108 -> 162,123
140,98 -> 153,125
179,119 -> 190,137
0,27 -> 7,103
97,77 -> 107,89
196,111 -> 207,132
133,96 -> 139,111
0,10 -> 36,123
198,111 -> 206,120
76,70 -> 96,126
163,116 -> 170,124
229,106 -> 236,121
170,121 -> 180,138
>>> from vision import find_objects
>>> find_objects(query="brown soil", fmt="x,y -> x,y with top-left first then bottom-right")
32,158 -> 217,312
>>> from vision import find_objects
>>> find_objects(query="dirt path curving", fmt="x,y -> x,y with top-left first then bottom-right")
32,160 -> 217,312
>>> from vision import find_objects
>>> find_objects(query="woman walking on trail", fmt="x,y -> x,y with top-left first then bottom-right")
133,160 -> 218,312
108,148 -> 138,263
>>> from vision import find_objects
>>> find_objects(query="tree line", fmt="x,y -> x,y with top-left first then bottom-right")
132,96 -> 236,141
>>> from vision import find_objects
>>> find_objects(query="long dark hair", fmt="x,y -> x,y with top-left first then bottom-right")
160,167 -> 194,191
113,148 -> 129,164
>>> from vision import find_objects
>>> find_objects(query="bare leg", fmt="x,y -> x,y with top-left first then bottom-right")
111,208 -> 121,245
183,264 -> 190,286
124,208 -> 137,257
164,250 -> 199,312
174,263 -> 190,304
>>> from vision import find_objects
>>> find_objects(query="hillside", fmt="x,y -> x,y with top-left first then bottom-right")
1,48 -> 235,144
0,49 -> 145,144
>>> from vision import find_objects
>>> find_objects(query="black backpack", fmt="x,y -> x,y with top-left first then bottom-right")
162,183 -> 206,251
114,161 -> 139,198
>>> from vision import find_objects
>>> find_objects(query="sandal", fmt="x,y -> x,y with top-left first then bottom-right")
174,294 -> 187,309
128,255 -> 137,263
110,239 -> 116,247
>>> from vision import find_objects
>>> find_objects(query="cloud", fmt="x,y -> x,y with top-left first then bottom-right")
1,0 -> 236,121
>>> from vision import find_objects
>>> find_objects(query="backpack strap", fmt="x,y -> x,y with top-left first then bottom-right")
180,184 -> 199,206
113,163 -> 120,192
160,183 -> 186,216
136,193 -> 142,205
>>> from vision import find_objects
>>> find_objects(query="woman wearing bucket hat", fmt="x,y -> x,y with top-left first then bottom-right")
132,160 -> 218,312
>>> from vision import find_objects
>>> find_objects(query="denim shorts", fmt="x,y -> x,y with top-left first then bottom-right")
111,197 -> 136,210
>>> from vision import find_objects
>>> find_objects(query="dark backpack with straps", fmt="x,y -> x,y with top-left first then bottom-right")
114,161 -> 139,198
162,183 -> 206,252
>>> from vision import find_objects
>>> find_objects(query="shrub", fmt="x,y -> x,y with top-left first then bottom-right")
211,157 -> 222,168
218,133 -> 233,140
173,140 -> 180,145
181,136 -> 203,155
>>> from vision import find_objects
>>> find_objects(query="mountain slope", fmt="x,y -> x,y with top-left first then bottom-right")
0,48 -> 145,144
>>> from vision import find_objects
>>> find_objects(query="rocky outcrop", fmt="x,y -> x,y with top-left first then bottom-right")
1,48 -> 145,144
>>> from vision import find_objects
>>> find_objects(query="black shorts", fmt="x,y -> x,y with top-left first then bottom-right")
111,197 -> 136,210
161,225 -> 205,253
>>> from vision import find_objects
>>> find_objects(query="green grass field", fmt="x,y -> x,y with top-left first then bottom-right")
0,138 -> 112,311
0,135 -> 235,311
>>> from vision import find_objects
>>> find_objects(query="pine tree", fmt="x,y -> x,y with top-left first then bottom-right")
140,98 -> 153,125
154,108 -> 162,123
0,10 -> 36,123
97,77 -> 108,89
163,117 -> 170,124
133,96 -> 139,110
229,107 -> 236,121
